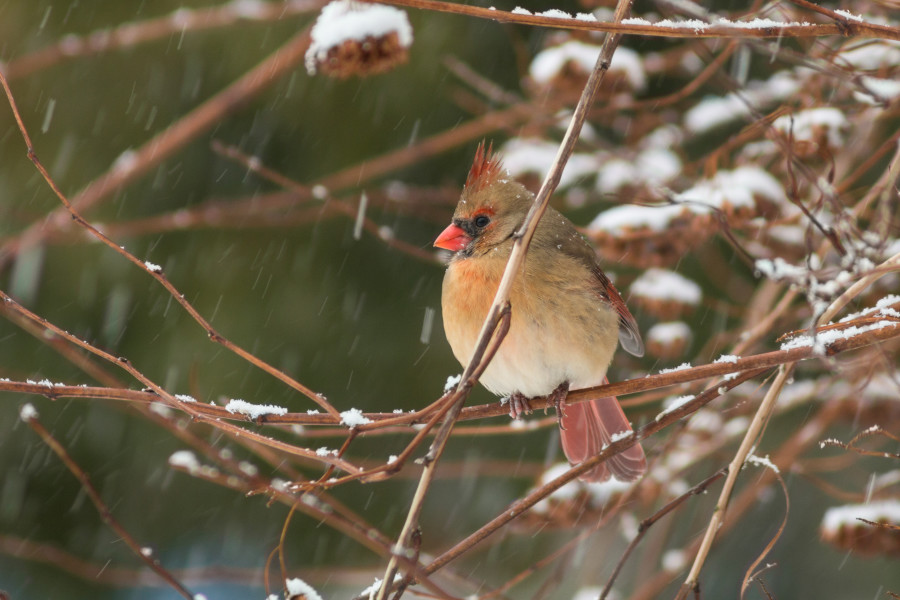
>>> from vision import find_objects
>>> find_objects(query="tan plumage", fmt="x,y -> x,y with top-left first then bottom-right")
435,142 -> 646,482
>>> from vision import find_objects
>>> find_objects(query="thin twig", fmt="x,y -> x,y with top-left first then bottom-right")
820,426 -> 900,460
21,408 -> 196,599
0,27 -> 314,269
0,68 -> 340,418
2,0 -> 324,80
677,364 -> 793,599
600,468 -> 729,599
740,464 -> 790,600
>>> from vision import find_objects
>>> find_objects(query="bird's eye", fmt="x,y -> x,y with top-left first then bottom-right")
474,215 -> 491,228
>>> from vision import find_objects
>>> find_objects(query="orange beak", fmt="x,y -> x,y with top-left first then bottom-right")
434,224 -> 471,251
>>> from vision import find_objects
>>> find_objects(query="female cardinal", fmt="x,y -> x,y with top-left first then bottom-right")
435,142 -> 646,482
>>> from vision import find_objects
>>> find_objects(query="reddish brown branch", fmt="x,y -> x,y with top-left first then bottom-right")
317,103 -> 538,192
2,1 -> 324,80
421,368 -> 769,579
22,409 -> 196,599
0,68 -> 339,419
0,27 -> 314,270
3,311 -> 898,433
374,0 -> 900,40
211,141 -> 439,264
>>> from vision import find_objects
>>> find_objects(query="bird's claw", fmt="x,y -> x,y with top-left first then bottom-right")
508,393 -> 532,419
508,383 -> 570,425
550,382 -> 570,430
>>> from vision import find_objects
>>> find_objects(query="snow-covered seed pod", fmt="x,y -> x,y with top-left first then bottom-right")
305,0 -> 413,78
526,39 -> 646,103
519,463 -> 635,529
587,166 -> 787,267
820,500 -> 900,556
587,203 -> 716,268
771,107 -> 848,159
629,268 -> 702,320
645,321 -> 692,360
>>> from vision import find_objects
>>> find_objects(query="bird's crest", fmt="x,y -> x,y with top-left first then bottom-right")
465,141 -> 503,192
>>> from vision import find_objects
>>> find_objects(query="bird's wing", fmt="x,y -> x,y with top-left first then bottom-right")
592,265 -> 645,358
541,208 -> 644,357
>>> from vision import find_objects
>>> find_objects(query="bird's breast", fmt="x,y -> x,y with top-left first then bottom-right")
440,255 -> 620,398
441,257 -> 502,365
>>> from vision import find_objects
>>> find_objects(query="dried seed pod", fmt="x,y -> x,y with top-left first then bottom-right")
587,166 -> 787,267
821,501 -> 900,556
285,577 -> 324,600
672,167 -> 786,223
517,463 -> 633,529
587,203 -> 716,268
526,39 -> 646,103
836,40 -> 900,78
771,108 -> 848,159
834,371 -> 900,425
645,321 -> 692,360
305,0 -> 412,78
630,268 -> 702,320
596,147 -> 683,198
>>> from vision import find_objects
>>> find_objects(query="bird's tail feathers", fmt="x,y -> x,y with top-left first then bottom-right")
559,379 -> 646,483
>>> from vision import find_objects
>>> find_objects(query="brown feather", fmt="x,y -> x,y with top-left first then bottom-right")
593,266 -> 645,357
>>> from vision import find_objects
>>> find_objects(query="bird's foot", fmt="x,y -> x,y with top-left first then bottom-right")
508,383 -> 570,422
549,382 -> 570,430
508,393 -> 533,420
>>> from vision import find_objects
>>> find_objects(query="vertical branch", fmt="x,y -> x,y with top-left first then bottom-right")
677,364 -> 793,598
375,0 -> 635,597
600,468 -> 729,599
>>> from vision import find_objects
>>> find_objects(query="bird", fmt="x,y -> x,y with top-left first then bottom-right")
434,142 -> 646,482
